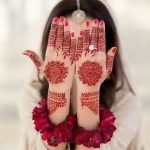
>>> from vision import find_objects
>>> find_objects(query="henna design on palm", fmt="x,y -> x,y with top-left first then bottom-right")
63,31 -> 70,59
48,91 -> 67,115
44,61 -> 68,84
78,61 -> 102,86
98,20 -> 106,52
70,32 -> 77,65
22,50 -> 43,70
76,31 -> 83,61
80,91 -> 99,115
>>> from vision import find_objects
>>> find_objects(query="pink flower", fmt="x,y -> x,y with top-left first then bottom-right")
74,108 -> 116,148
66,114 -> 77,129
42,131 -> 51,140
32,98 -> 78,147
34,116 -> 50,131
39,99 -> 47,109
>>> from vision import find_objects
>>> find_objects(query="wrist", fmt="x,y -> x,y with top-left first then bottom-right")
47,89 -> 70,125
33,99 -> 78,147
77,89 -> 100,129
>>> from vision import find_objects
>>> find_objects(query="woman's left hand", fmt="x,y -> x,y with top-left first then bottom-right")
75,19 -> 117,134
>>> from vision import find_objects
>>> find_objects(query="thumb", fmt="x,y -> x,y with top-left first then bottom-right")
22,50 -> 43,70
106,47 -> 117,76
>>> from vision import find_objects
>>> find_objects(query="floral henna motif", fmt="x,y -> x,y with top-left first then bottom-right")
23,50 -> 42,70
98,28 -> 105,52
47,91 -> 67,115
63,31 -> 70,59
78,61 -> 102,86
106,55 -> 114,75
80,91 -> 99,115
44,61 -> 68,84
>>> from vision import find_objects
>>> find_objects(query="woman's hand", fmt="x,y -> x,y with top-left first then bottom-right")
75,19 -> 117,149
22,16 -> 76,149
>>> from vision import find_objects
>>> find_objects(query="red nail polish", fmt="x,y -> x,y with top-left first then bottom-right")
53,17 -> 58,23
60,16 -> 65,22
112,47 -> 117,53
86,21 -> 90,27
65,20 -> 68,26
71,32 -> 75,37
100,20 -> 104,26
80,31 -> 83,36
94,18 -> 98,24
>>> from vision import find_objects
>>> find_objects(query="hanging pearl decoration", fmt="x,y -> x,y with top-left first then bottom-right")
72,0 -> 86,24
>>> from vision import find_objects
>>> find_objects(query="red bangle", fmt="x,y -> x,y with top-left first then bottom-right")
73,108 -> 116,148
32,99 -> 77,147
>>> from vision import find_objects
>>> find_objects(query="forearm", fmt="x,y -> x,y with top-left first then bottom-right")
76,90 -> 100,150
43,88 -> 70,150
48,88 -> 70,124
77,89 -> 100,130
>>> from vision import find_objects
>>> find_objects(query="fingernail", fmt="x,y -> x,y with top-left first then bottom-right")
86,21 -> 90,27
71,32 -> 75,37
65,20 -> 69,26
93,18 -> 98,24
112,47 -> 117,53
100,20 -> 104,26
60,16 -> 65,22
80,31 -> 83,36
53,17 -> 58,23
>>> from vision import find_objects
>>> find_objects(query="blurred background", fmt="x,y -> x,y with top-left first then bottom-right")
0,0 -> 150,149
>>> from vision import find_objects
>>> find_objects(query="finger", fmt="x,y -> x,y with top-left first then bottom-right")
83,21 -> 90,51
106,47 -> 117,76
98,20 -> 106,52
90,19 -> 99,50
55,16 -> 65,50
76,31 -> 83,61
62,20 -> 71,59
47,17 -> 58,48
22,50 -> 43,70
70,32 -> 76,65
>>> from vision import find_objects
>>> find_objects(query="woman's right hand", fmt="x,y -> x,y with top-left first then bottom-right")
22,16 -> 76,125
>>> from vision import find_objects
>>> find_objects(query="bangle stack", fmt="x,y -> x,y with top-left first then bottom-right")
32,99 -> 116,148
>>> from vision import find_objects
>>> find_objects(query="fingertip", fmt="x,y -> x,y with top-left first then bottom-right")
107,47 -> 117,56
99,20 -> 105,27
60,16 -> 65,22
52,17 -> 59,23
65,20 -> 69,27
71,32 -> 75,38
86,20 -> 90,27
84,20 -> 91,30
112,47 -> 117,53
80,31 -> 83,36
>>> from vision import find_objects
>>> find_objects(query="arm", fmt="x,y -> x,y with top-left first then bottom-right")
19,16 -> 75,150
18,69 -> 71,150
75,19 -> 117,150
